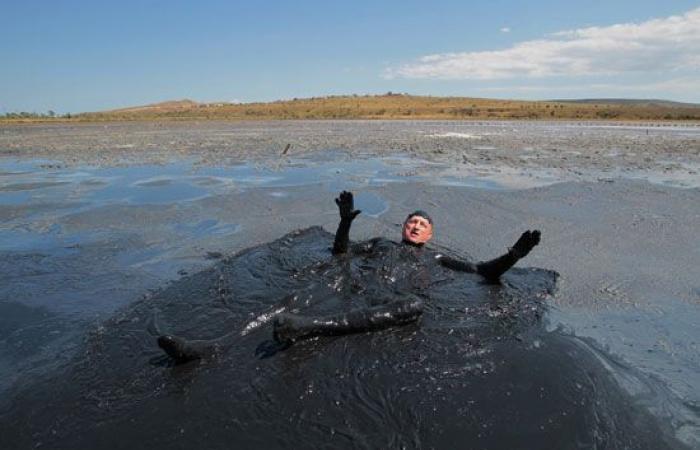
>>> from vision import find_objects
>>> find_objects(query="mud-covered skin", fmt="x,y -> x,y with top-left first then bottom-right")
157,235 -> 433,353
331,190 -> 361,255
333,191 -> 540,283
436,229 -> 540,282
277,190 -> 541,345
156,335 -> 221,363
159,224 -> 549,362
273,299 -> 424,344
155,192 -> 542,354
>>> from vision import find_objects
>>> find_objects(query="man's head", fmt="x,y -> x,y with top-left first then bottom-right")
402,210 -> 433,245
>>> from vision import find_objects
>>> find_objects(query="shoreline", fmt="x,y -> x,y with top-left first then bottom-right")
5,93 -> 700,123
2,119 -> 698,190
3,117 -> 700,125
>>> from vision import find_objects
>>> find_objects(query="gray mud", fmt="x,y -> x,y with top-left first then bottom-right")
1,120 -> 699,188
1,121 -> 699,448
0,228 -> 685,449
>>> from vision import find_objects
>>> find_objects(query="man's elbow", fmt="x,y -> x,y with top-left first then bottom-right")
331,245 -> 347,256
481,273 -> 502,284
477,266 -> 504,283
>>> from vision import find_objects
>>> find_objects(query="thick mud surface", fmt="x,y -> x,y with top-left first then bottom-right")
1,121 -> 699,448
0,228 -> 685,449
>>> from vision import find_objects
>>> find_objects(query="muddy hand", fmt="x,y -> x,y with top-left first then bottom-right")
510,230 -> 541,258
335,191 -> 361,221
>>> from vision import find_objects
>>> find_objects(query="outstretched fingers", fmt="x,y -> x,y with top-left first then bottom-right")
531,229 -> 541,246
523,229 -> 541,252
335,191 -> 361,220
512,229 -> 542,258
335,190 -> 352,206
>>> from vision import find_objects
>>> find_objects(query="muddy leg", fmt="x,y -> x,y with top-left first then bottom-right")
157,335 -> 227,363
273,298 -> 423,344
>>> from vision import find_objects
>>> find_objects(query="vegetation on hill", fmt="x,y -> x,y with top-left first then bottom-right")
3,94 -> 700,123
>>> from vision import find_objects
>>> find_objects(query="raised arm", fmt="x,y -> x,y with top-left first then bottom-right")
438,230 -> 541,282
332,191 -> 362,255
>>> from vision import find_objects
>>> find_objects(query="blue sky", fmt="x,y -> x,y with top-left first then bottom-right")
2,0 -> 699,113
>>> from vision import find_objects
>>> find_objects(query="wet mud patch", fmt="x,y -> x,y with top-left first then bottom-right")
0,181 -> 71,192
0,228 -> 685,449
133,178 -> 176,188
0,301 -> 86,412
0,302 -> 69,362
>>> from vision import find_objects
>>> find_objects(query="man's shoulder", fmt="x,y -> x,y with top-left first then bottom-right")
350,236 -> 397,254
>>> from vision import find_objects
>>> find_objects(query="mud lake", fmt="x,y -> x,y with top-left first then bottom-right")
0,121 -> 698,449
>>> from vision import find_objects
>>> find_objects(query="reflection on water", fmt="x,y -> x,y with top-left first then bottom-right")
0,156 -> 518,211
0,191 -> 31,205
172,219 -> 241,238
0,226 -> 82,254
352,191 -> 388,217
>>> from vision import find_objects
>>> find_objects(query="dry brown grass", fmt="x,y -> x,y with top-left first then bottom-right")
4,94 -> 700,123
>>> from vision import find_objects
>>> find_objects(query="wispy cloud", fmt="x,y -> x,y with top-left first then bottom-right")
385,8 -> 700,80
500,27 -> 510,33
477,77 -> 700,94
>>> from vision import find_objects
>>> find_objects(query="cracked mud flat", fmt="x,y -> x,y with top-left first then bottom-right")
0,121 -> 699,448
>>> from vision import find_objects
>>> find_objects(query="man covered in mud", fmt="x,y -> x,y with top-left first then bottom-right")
271,191 -> 540,343
157,191 -> 540,362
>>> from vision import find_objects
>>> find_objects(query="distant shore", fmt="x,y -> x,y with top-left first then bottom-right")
3,94 -> 700,123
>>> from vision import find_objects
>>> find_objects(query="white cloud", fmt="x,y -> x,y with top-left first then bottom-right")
500,27 -> 510,33
385,8 -> 700,80
477,77 -> 700,94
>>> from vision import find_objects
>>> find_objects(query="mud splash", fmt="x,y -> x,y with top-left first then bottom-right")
0,228 -> 684,449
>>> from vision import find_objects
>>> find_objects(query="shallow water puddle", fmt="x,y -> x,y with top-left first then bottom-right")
0,155 -> 500,318
0,155 -> 517,260
0,156 -> 518,210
